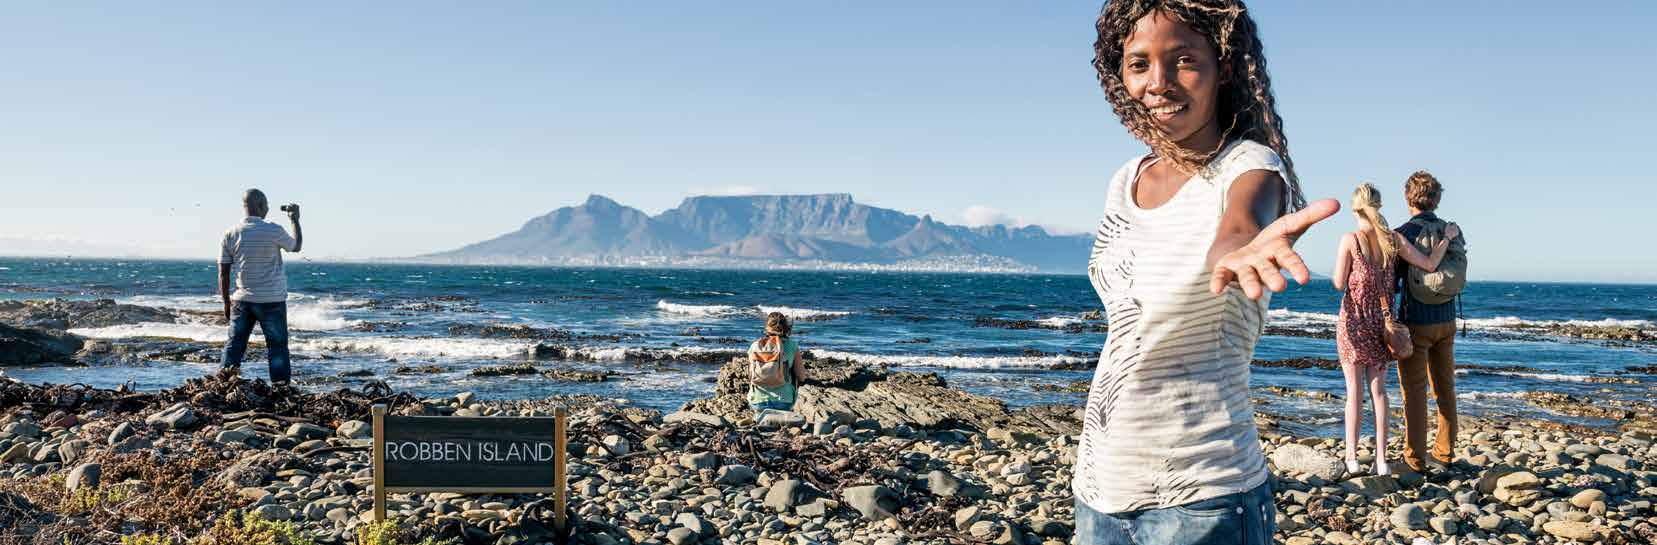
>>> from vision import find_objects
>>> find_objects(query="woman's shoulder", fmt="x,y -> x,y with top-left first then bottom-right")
1217,140 -> 1285,178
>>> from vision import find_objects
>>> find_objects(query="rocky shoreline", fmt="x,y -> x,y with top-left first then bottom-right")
2,297 -> 1655,544
0,356 -> 1652,545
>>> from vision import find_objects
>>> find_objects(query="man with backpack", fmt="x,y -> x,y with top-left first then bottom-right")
1394,171 -> 1468,475
748,312 -> 806,418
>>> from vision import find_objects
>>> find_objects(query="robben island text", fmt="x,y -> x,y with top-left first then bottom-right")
386,440 -> 556,464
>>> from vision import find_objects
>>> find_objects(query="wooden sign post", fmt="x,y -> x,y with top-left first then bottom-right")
370,404 -> 569,532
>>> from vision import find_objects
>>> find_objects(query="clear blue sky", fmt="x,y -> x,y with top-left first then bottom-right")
2,2 -> 1652,283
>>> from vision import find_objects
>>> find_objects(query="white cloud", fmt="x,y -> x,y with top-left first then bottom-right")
960,205 -> 1020,228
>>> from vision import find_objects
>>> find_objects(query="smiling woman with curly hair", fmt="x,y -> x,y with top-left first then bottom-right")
1072,1 -> 1341,543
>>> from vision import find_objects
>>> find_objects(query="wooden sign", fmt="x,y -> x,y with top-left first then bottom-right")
371,405 -> 568,530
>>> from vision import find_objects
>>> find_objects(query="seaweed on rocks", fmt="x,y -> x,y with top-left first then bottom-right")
1252,357 -> 1339,370
1263,325 -> 1335,340
447,323 -> 575,341
972,317 -> 1108,334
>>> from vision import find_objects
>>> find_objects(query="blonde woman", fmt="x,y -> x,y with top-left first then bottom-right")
1332,183 -> 1458,475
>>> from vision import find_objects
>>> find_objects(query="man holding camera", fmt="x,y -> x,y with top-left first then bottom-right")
218,188 -> 302,385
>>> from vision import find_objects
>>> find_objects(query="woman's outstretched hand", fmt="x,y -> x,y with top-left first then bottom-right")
1209,199 -> 1341,300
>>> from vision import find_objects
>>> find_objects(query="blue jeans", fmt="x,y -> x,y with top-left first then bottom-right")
1076,480 -> 1276,545
750,400 -> 792,418
222,301 -> 291,384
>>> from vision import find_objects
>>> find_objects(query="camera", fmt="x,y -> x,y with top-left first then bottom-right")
279,204 -> 297,212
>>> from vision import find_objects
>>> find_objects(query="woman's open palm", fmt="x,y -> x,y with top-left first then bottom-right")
1210,199 -> 1342,300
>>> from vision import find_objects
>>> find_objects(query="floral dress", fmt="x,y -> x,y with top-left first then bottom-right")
1336,242 -> 1396,374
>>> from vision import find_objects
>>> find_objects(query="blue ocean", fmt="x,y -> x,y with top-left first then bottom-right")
2,257 -> 1652,436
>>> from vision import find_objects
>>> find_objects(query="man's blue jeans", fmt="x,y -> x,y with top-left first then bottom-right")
222,301 -> 291,384
1076,480 -> 1277,545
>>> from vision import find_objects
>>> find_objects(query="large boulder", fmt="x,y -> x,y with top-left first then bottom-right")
682,355 -> 1081,437
0,323 -> 85,366
1270,444 -> 1346,481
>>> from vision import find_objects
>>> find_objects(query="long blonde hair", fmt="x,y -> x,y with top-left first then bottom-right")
1352,183 -> 1395,261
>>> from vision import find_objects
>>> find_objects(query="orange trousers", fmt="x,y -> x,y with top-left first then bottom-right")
1397,321 -> 1458,470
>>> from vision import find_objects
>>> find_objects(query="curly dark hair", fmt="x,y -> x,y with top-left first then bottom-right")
1093,0 -> 1304,211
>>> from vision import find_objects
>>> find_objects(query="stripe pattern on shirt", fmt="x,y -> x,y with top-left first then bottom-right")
220,217 -> 296,303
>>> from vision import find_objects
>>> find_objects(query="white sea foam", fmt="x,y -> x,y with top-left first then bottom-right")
1035,316 -> 1083,328
70,322 -> 227,342
756,305 -> 851,320
1455,369 -> 1602,382
293,336 -> 530,360
1462,316 -> 1655,330
655,300 -> 742,318
809,349 -> 1090,370
657,300 -> 851,321
1267,309 -> 1339,328
117,292 -> 362,331
1463,391 -> 1529,400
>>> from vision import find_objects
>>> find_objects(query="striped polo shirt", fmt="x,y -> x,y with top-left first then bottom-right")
219,216 -> 297,303
1073,140 -> 1283,514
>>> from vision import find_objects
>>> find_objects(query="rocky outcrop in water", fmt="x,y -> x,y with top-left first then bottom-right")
0,324 -> 85,366
682,355 -> 1081,438
0,298 -> 177,330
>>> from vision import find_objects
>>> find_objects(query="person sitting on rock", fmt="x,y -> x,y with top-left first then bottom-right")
747,312 -> 805,418
218,188 -> 302,386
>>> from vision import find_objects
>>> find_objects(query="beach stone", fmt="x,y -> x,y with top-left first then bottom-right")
715,464 -> 756,485
1429,516 -> 1458,535
1475,466 -> 1521,494
107,422 -> 135,445
1391,503 -> 1428,531
455,392 -> 475,406
1475,514 -> 1504,531
601,435 -> 629,456
674,512 -> 714,537
56,440 -> 87,464
252,504 -> 292,521
757,410 -> 807,429
335,420 -> 371,440
954,505 -> 982,531
1543,520 -> 1606,541
1494,472 -> 1543,506
666,528 -> 696,545
65,463 -> 100,492
215,429 -> 257,445
1571,489 -> 1606,509
662,411 -> 730,428
680,451 -> 719,471
841,485 -> 899,521
1030,519 -> 1071,539
764,480 -> 818,513
145,403 -> 198,430
969,520 -> 1003,541
285,423 -> 329,441
1566,444 -> 1605,458
1341,475 -> 1401,499
925,470 -> 963,497
0,443 -> 28,464
1271,443 -> 1346,480
1594,453 -> 1634,471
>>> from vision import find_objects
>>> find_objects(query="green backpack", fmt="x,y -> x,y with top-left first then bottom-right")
1404,217 -> 1468,305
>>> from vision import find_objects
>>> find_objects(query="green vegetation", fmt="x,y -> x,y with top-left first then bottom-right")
198,510 -> 318,545
356,520 -> 460,545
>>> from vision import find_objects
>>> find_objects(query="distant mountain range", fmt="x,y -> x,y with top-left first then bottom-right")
418,194 -> 1092,273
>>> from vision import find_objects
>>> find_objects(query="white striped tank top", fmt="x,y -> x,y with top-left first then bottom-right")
1072,139 -> 1285,514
